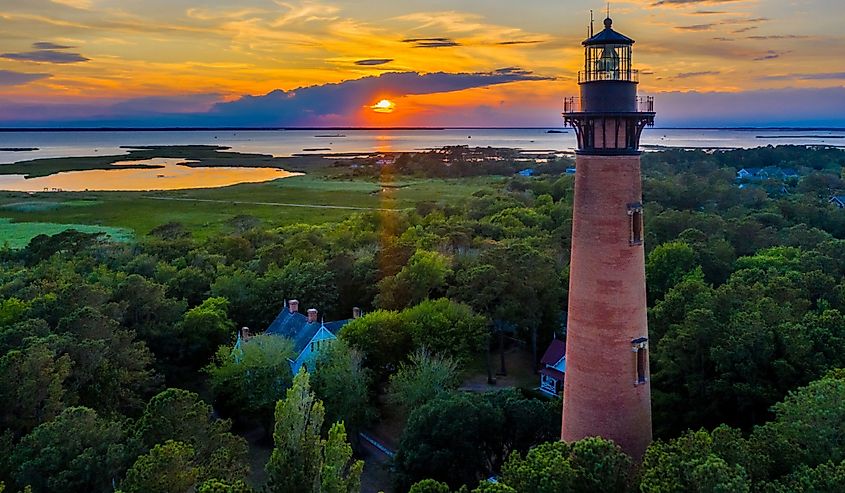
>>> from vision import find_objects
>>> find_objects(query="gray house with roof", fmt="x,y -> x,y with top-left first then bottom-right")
236,299 -> 359,373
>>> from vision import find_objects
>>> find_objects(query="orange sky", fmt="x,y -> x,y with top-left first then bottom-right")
0,0 -> 843,126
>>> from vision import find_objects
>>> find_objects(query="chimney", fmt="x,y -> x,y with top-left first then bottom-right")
352,307 -> 362,319
289,300 -> 299,313
240,327 -> 251,341
307,308 -> 318,323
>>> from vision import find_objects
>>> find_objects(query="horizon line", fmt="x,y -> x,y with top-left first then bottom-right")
1,126 -> 844,132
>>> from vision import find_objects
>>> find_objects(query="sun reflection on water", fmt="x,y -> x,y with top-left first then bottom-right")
0,158 -> 299,192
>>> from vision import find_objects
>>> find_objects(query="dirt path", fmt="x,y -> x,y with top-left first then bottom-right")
140,195 -> 402,211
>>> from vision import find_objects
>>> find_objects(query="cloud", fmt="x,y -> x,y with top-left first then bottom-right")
401,37 -> 461,48
759,72 -> 845,81
754,50 -> 787,61
354,58 -> 393,66
732,26 -> 759,34
653,0 -> 743,5
675,71 -> 721,78
497,40 -> 544,46
675,24 -> 716,31
747,35 -> 811,40
204,69 -> 551,125
1,47 -> 89,64
0,69 -> 51,86
32,41 -> 73,49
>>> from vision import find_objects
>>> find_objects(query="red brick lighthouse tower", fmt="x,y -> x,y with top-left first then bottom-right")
561,15 -> 655,460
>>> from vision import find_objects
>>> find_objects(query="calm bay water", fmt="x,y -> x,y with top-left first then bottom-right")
0,128 -> 843,191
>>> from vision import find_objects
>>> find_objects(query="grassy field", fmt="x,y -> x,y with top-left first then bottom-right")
0,217 -> 133,249
0,174 -> 502,239
0,145 -> 503,241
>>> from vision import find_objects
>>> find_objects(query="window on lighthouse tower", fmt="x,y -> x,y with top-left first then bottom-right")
628,203 -> 644,245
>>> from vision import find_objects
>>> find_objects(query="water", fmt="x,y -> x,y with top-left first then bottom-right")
0,158 -> 296,192
0,128 -> 843,191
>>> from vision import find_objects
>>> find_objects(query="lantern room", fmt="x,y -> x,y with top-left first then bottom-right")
581,17 -> 635,83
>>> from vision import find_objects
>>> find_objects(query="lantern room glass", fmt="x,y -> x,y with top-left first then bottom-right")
584,44 -> 632,82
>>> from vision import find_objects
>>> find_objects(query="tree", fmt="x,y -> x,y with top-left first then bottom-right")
764,460 -> 845,493
409,479 -> 452,493
501,438 -> 631,493
266,370 -> 324,493
55,306 -> 158,416
310,341 -> 373,437
450,240 -> 563,374
375,250 -> 452,310
113,274 -> 186,359
640,429 -> 753,493
388,348 -> 460,411
321,423 -> 363,493
0,298 -> 28,327
394,392 -> 504,490
340,309 -> 412,381
0,342 -> 71,438
179,297 -> 235,366
751,372 -> 845,476
263,259 -> 339,318
121,440 -> 199,493
266,370 -> 362,493
197,479 -> 254,493
205,334 -> 295,424
646,241 -> 697,303
135,388 -> 249,484
500,441 -> 576,493
9,407 -> 133,493
400,299 -> 488,362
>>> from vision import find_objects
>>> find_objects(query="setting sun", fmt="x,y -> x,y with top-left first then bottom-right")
370,99 -> 396,113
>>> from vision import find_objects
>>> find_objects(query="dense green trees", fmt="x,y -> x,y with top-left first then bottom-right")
1,145 -> 845,492
206,334 -> 295,424
8,407 -> 133,493
388,348 -> 460,411
266,371 -> 363,493
310,341 -> 373,437
501,438 -> 631,493
393,389 -> 559,490
135,388 -> 249,484
341,298 -> 487,382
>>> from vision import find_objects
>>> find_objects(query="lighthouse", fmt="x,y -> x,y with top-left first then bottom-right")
561,15 -> 655,460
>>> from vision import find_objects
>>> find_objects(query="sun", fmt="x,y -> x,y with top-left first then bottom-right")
370,99 -> 396,113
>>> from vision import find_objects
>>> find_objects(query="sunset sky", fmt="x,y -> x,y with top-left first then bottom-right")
0,0 -> 843,127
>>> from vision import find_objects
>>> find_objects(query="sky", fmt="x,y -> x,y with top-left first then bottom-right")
0,0 -> 843,127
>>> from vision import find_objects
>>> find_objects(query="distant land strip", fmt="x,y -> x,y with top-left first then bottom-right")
756,135 -> 845,139
140,196 -> 406,211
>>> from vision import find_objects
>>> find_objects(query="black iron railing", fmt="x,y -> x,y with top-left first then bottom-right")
578,69 -> 639,84
563,96 -> 654,113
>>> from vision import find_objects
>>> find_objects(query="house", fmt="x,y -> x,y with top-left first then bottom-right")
737,168 -> 763,180
539,339 -> 566,397
737,166 -> 800,182
830,195 -> 845,208
237,299 -> 359,373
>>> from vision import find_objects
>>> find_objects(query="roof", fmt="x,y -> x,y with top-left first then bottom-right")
265,308 -> 350,354
583,18 -> 635,46
541,339 -> 566,366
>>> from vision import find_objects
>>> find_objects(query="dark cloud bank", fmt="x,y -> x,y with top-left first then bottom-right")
0,70 -> 844,128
